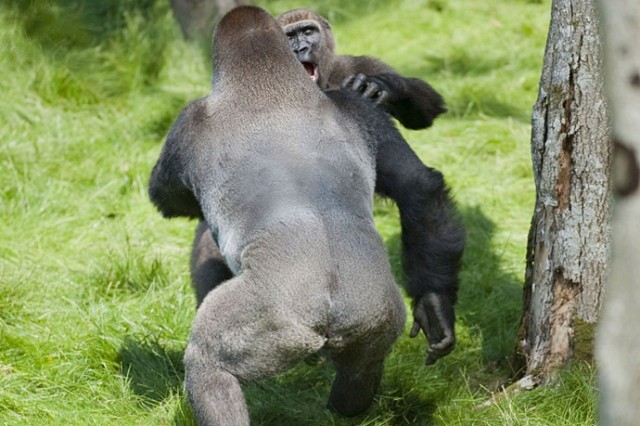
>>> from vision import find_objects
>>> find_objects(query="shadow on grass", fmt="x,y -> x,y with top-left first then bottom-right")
4,0 -> 177,103
455,205 -> 523,366
4,0 -> 161,48
118,335 -> 185,405
116,204 -> 522,420
244,355 -> 437,425
118,334 -> 434,425
375,391 -> 437,426
384,204 -> 524,370
5,0 -> 394,67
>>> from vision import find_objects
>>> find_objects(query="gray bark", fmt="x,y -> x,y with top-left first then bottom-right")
517,0 -> 611,383
169,0 -> 249,40
595,0 -> 640,424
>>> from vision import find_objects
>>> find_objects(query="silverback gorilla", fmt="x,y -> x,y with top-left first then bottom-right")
190,8 -> 465,366
149,6 -> 461,423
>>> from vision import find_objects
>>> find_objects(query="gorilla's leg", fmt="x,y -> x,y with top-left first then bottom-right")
184,274 -> 326,425
326,311 -> 403,417
327,352 -> 385,416
184,357 -> 248,426
190,221 -> 233,307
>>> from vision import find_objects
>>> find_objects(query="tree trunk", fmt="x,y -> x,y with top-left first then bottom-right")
595,0 -> 640,424
516,0 -> 611,384
169,0 -> 250,40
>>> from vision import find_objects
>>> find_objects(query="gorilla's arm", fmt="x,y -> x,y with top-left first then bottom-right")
149,162 -> 202,219
327,89 -> 465,365
375,136 -> 465,364
367,73 -> 445,130
330,56 -> 447,130
148,105 -> 204,220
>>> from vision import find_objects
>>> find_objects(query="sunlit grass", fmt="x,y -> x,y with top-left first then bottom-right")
0,0 -> 597,424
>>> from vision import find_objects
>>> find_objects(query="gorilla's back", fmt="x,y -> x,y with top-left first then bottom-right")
194,99 -> 379,276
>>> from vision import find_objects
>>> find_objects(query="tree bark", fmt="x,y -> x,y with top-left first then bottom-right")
169,0 -> 250,40
595,0 -> 640,424
516,0 -> 611,384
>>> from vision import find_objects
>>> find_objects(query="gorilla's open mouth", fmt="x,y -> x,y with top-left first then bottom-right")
302,62 -> 318,82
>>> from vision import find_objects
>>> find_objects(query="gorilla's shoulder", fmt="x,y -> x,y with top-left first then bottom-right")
180,96 -> 211,122
166,96 -> 216,142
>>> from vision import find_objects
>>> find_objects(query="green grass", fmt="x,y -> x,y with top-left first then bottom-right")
0,0 -> 597,424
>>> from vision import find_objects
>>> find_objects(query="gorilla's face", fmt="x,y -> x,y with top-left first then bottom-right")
283,21 -> 322,82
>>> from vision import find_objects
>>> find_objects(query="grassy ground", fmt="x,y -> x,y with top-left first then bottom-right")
0,0 -> 597,424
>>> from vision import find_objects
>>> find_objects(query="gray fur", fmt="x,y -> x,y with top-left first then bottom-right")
149,6 -> 408,424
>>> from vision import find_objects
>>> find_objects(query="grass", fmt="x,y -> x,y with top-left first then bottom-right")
0,0 -> 597,424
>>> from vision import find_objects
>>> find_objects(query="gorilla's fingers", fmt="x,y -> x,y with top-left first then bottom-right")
361,82 -> 379,100
341,75 -> 355,89
410,292 -> 457,365
374,90 -> 389,106
428,330 -> 455,362
430,335 -> 455,354
341,74 -> 389,108
352,73 -> 368,92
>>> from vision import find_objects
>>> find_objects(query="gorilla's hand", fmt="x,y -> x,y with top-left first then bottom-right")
341,73 -> 389,106
410,292 -> 455,365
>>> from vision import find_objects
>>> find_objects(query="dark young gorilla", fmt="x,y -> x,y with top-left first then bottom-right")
190,8 -> 465,366
277,8 -> 446,130
150,6 -> 423,422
